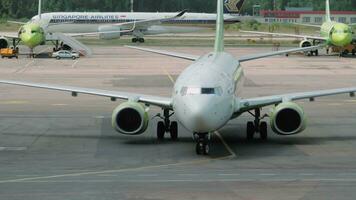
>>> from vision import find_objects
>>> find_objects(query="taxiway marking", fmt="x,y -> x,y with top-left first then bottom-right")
214,131 -> 237,158
0,100 -> 29,105
160,65 -> 175,84
14,60 -> 35,73
0,147 -> 27,151
0,158 -> 216,183
71,60 -> 79,68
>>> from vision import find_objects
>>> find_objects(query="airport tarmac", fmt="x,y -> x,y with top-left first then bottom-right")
0,45 -> 356,200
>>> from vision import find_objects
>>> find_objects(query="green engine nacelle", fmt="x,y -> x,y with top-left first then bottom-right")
270,102 -> 306,135
112,101 -> 149,135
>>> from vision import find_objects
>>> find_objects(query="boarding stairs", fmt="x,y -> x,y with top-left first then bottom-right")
46,33 -> 92,57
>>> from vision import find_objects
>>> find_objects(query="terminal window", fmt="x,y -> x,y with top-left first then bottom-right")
314,17 -> 322,23
302,17 -> 310,23
338,17 -> 346,23
351,17 -> 356,23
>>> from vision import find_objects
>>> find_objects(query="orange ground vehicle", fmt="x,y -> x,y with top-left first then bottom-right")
332,43 -> 356,56
0,48 -> 19,59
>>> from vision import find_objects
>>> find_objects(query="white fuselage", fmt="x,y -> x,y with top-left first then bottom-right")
172,52 -> 243,133
31,12 -> 241,35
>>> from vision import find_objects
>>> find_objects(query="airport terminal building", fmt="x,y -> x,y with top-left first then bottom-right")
255,9 -> 356,24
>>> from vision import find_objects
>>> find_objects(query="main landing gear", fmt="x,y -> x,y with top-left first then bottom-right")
156,109 -> 178,140
246,108 -> 268,141
194,133 -> 210,155
132,37 -> 145,43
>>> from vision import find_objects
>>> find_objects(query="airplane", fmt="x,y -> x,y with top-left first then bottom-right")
0,0 -> 355,156
0,0 -> 247,57
240,0 -> 356,57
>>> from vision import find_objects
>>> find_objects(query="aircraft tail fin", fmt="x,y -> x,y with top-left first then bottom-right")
214,0 -> 224,53
38,0 -> 42,19
325,0 -> 331,22
224,0 -> 246,14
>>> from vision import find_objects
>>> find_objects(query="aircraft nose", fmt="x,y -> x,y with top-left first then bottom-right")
332,33 -> 352,46
181,97 -> 219,133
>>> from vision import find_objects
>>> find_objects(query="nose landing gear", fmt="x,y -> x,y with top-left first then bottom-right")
194,133 -> 210,155
246,108 -> 268,141
156,109 -> 178,140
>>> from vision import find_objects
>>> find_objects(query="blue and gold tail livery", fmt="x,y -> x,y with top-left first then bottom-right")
224,0 -> 245,14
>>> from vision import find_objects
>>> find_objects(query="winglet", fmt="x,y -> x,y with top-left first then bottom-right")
214,0 -> 224,53
325,0 -> 331,22
176,9 -> 188,18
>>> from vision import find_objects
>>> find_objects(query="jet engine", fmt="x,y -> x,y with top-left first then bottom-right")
112,101 -> 149,135
0,37 -> 9,49
98,26 -> 122,40
299,40 -> 312,48
270,102 -> 306,135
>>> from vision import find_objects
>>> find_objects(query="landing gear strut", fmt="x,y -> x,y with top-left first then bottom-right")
156,109 -> 178,140
246,108 -> 268,141
194,133 -> 210,155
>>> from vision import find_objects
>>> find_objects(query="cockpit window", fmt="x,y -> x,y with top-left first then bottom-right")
31,30 -> 37,34
180,87 -> 223,96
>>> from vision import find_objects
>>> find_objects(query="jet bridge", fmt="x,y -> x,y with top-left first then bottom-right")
46,33 -> 92,57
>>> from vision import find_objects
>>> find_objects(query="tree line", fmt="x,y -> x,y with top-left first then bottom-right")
0,0 -> 355,19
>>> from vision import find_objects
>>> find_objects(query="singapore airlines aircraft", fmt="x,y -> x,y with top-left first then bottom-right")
0,0 -> 246,56
241,0 -> 356,56
0,0 -> 355,155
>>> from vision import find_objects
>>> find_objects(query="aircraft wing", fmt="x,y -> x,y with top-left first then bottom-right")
126,45 -> 323,62
1,33 -> 19,39
238,45 -> 324,62
237,87 -> 356,113
65,23 -> 136,37
240,30 -> 327,41
293,23 -> 322,28
0,80 -> 172,108
114,10 -> 187,29
125,45 -> 199,61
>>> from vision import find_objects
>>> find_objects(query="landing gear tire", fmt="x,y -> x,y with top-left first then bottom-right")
260,122 -> 268,140
132,38 -> 138,43
352,49 -> 356,56
170,121 -> 178,141
156,109 -> 177,141
138,38 -> 145,43
246,121 -> 255,141
195,133 -> 210,155
247,108 -> 269,141
157,121 -> 165,140
314,50 -> 319,56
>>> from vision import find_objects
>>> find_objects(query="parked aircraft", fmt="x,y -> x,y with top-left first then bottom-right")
0,0 -> 247,57
241,0 -> 356,56
0,0 -> 354,156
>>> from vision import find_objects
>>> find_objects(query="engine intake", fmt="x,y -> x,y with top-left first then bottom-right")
0,37 -> 9,49
299,40 -> 312,48
270,102 -> 306,135
112,101 -> 149,135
